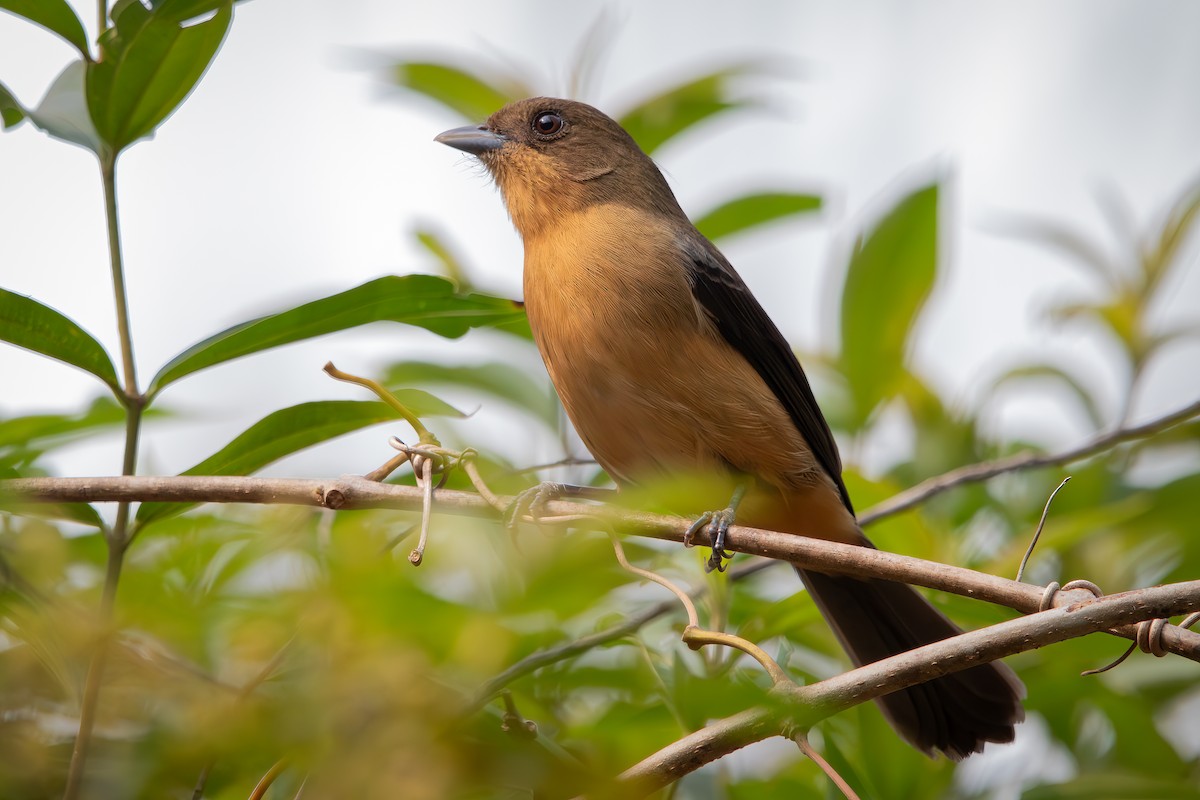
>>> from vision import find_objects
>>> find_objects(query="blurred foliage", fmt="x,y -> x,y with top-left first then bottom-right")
2,5 -> 1199,800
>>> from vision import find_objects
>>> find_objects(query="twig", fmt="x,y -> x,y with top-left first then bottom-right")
1016,476 -> 1072,582
465,560 -> 768,714
409,454 -> 434,566
794,732 -> 861,800
859,397 -> 1200,523
498,690 -> 538,739
248,759 -> 288,800
608,533 -> 698,628
608,532 -> 792,685
515,456 -> 598,474
324,362 -> 439,445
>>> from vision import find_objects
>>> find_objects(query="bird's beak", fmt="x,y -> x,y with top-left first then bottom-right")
434,125 -> 507,155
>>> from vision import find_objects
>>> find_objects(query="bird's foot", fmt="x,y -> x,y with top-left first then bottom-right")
503,482 -> 567,543
684,506 -> 737,573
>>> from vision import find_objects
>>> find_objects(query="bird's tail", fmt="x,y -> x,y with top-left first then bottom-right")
796,565 -> 1025,760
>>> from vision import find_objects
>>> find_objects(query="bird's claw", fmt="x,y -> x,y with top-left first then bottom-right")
503,482 -> 566,546
684,507 -> 736,573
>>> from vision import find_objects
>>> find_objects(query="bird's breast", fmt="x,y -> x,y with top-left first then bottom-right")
519,204 -> 818,495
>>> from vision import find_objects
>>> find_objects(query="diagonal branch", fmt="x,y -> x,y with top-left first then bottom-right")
614,580 -> 1200,797
859,397 -> 1200,523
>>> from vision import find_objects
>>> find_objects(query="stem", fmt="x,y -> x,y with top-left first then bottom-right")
62,542 -> 124,800
97,1 -> 107,37
102,155 -> 139,398
62,150 -> 144,800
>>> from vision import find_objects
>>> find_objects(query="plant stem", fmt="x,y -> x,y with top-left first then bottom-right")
62,150 -> 143,800
62,541 -> 124,800
102,155 -> 139,398
97,1 -> 107,36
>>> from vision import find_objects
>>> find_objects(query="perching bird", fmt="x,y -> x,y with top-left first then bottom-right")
436,97 -> 1024,759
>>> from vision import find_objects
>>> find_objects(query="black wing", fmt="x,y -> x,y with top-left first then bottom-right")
682,234 -> 854,515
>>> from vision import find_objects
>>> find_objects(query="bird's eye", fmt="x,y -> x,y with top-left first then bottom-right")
532,112 -> 564,136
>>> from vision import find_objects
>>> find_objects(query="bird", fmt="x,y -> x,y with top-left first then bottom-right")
435,97 -> 1024,760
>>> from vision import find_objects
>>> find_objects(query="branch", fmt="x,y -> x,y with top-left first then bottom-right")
615,580 -> 1200,797
4,474 -> 1199,663
860,397 -> 1200,523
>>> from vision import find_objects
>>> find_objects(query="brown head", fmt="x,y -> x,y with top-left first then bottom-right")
435,97 -> 684,239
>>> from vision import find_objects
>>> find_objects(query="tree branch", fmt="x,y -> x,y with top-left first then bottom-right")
4,474 -> 1199,664
614,580 -> 1200,797
859,397 -> 1200,523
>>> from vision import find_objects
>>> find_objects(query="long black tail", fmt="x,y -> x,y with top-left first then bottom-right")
797,566 -> 1025,759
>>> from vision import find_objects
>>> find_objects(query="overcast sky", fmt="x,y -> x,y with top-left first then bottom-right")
1,0 -> 1198,481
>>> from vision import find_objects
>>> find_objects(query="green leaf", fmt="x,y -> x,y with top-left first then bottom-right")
693,191 -> 821,241
988,363 -> 1106,430
0,396 -> 127,451
618,67 -> 756,155
148,275 -> 528,395
391,61 -> 526,121
989,214 -> 1118,285
0,287 -> 120,392
414,225 -> 471,288
0,0 -> 90,57
0,491 -> 104,529
135,400 -> 404,527
87,0 -> 232,149
0,398 -> 169,474
381,360 -> 557,429
839,182 -> 939,428
0,80 -> 24,129
1144,178 -> 1200,297
23,61 -> 103,152
384,388 -> 467,420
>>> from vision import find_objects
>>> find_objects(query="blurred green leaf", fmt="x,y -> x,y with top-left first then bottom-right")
0,80 -> 25,129
1,497 -> 104,529
391,61 -> 526,121
1143,177 -> 1200,296
381,360 -> 556,429
0,396 -> 126,451
694,191 -> 821,241
0,287 -> 120,392
0,0 -> 90,57
148,275 -> 528,395
20,61 -> 103,151
86,0 -> 232,149
839,182 -> 939,427
414,225 -> 471,288
989,363 -> 1106,430
990,214 -> 1118,285
618,66 -> 755,155
135,400 -> 406,526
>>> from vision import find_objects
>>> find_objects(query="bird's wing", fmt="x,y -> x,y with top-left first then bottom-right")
682,235 -> 854,515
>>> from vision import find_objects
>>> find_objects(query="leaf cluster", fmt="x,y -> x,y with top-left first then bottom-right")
2,9 -> 1198,800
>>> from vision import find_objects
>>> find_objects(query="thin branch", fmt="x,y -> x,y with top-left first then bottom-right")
860,397 -> 1200,523
465,560 -> 768,714
64,148 -> 145,800
794,732 -> 860,800
1016,476 -> 1072,582
5,474 -> 1200,663
615,580 -> 1200,797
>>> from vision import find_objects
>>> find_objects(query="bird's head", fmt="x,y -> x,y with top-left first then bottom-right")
435,97 -> 682,239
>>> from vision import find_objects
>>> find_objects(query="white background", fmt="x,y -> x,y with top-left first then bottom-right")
1,0 -> 1198,480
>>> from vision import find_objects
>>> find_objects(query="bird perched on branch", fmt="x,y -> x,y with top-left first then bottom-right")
436,97 -> 1024,759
